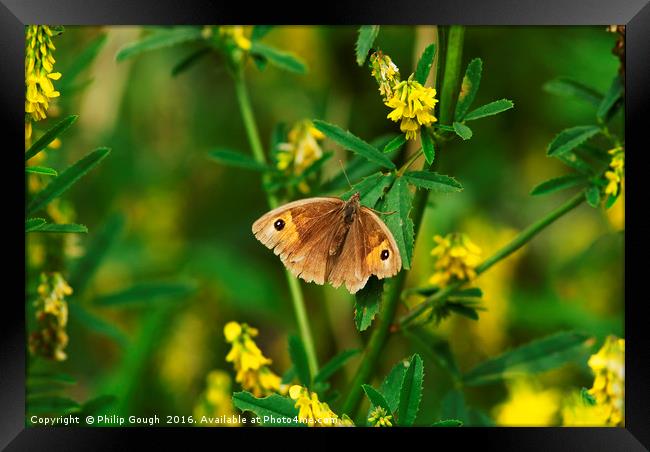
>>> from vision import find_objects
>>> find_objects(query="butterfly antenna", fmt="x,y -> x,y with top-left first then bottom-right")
338,160 -> 353,190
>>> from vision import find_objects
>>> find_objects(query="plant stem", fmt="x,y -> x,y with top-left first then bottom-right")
233,73 -> 319,377
398,190 -> 586,328
396,148 -> 423,176
438,26 -> 465,125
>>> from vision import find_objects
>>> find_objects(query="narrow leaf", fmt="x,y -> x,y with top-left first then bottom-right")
362,384 -> 392,415
94,282 -> 196,306
288,335 -> 311,387
313,120 -> 395,169
397,354 -> 424,426
208,149 -> 271,172
586,185 -> 601,208
432,419 -> 463,427
464,99 -> 514,121
252,25 -> 274,41
342,172 -> 395,209
25,166 -> 58,176
355,26 -> 380,66
543,77 -> 603,107
116,27 -> 203,62
69,304 -> 129,347
455,58 -> 482,121
232,391 -> 300,426
27,147 -> 110,216
172,47 -> 210,77
441,389 -> 467,422
380,359 -> 409,413
60,34 -> 108,90
453,122 -> 473,140
404,171 -> 463,193
547,126 -> 601,157
530,174 -> 587,196
314,349 -> 360,384
250,42 -> 307,74
420,127 -> 435,165
597,75 -> 624,122
29,223 -> 88,234
383,134 -> 407,154
354,276 -> 383,331
25,115 -> 79,161
414,43 -> 436,84
25,218 -> 47,232
382,177 -> 414,269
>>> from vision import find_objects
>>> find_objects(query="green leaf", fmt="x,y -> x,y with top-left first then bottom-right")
252,25 -> 274,41
79,395 -> 118,419
441,389 -> 467,422
397,354 -> 424,426
432,419 -> 463,427
543,77 -> 603,107
547,126 -> 601,157
115,27 -> 203,62
354,276 -> 383,331
530,174 -> 587,196
382,177 -> 414,269
27,396 -> 80,415
250,42 -> 307,74
59,34 -> 108,90
68,213 -> 124,296
172,47 -> 210,77
281,366 -> 295,385
464,99 -> 514,121
462,331 -> 592,386
208,149 -> 271,172
288,335 -> 311,387
313,120 -> 395,169
313,349 -> 360,384
581,387 -> 597,406
420,127 -> 435,165
27,147 -> 110,216
380,359 -> 409,413
414,43 -> 436,84
232,391 -> 300,426
355,26 -> 380,66
28,223 -> 88,234
586,185 -> 601,208
361,384 -> 392,415
404,171 -> 463,193
452,122 -> 473,140
383,134 -> 407,154
342,172 -> 395,209
25,166 -> 58,176
94,282 -> 196,306
605,193 -> 619,209
25,115 -> 79,161
447,302 -> 480,320
554,150 -> 596,175
597,75 -> 624,122
68,304 -> 129,348
455,58 -> 482,121
404,326 -> 461,380
452,287 -> 483,298
25,218 -> 47,232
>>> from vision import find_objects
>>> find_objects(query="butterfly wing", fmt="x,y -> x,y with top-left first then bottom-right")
252,197 -> 345,285
327,206 -> 402,294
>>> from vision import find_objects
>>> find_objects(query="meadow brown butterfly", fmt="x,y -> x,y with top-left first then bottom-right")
252,193 -> 402,294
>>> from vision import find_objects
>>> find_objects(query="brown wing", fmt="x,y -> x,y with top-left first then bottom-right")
252,197 -> 345,286
327,207 -> 402,294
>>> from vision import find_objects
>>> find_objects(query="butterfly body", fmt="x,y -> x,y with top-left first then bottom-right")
252,193 -> 401,294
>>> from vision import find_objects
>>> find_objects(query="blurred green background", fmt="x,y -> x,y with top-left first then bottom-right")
26,26 -> 624,426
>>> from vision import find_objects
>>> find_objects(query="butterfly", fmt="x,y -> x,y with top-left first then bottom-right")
252,192 -> 402,294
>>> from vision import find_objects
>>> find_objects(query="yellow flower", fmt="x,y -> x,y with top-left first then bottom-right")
493,379 -> 561,426
368,406 -> 393,427
587,335 -> 625,426
385,75 -> 438,140
604,147 -> 624,197
193,370 -> 240,427
25,26 -> 62,142
224,321 -> 283,397
29,272 -> 72,361
276,120 -> 325,193
370,51 -> 401,101
219,26 -> 251,51
429,233 -> 482,287
561,392 -> 610,426
289,385 -> 348,427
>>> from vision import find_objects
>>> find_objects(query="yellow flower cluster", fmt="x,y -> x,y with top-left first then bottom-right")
289,385 -> 353,427
276,120 -> 325,193
28,273 -> 72,361
493,379 -> 561,426
370,51 -> 400,101
429,233 -> 482,287
587,335 -> 625,426
561,392 -> 610,427
224,321 -> 283,397
368,406 -> 393,427
604,147 -> 624,197
218,26 -> 251,51
193,370 -> 240,426
386,76 -> 438,140
25,25 -> 62,140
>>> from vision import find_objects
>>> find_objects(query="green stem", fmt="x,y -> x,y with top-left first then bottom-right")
398,190 -> 586,328
233,73 -> 319,377
439,26 -> 465,125
396,148 -> 423,176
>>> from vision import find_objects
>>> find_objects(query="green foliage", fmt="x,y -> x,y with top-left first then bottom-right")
379,360 -> 409,413
288,335 -> 312,387
314,349 -> 360,384
171,47 -> 210,77
354,276 -> 383,331
27,147 -> 111,216
116,27 -> 203,62
453,121 -> 473,140
355,26 -> 380,66
414,44 -> 436,84
94,282 -> 196,307
581,387 -> 597,406
59,33 -> 107,93
250,42 -> 307,74
397,354 -> 424,426
25,166 -> 57,176
597,75 -> 623,122
441,389 -> 467,422
464,99 -> 514,121
403,171 -> 462,193
208,149 -> 271,172
232,391 -> 301,426
420,127 -> 435,165
462,331 -> 592,386
546,125 -> 600,157
381,177 -> 414,269
432,419 -> 463,427
28,223 -> 88,234
27,396 -> 80,415
585,185 -> 601,207
313,120 -> 395,169
361,384 -> 392,415
455,58 -> 482,121
383,134 -> 407,154
543,77 -> 603,107
530,174 -> 587,196
342,172 -> 395,209
252,26 -> 274,41
25,115 -> 78,161
404,326 -> 461,381
25,218 -> 47,232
